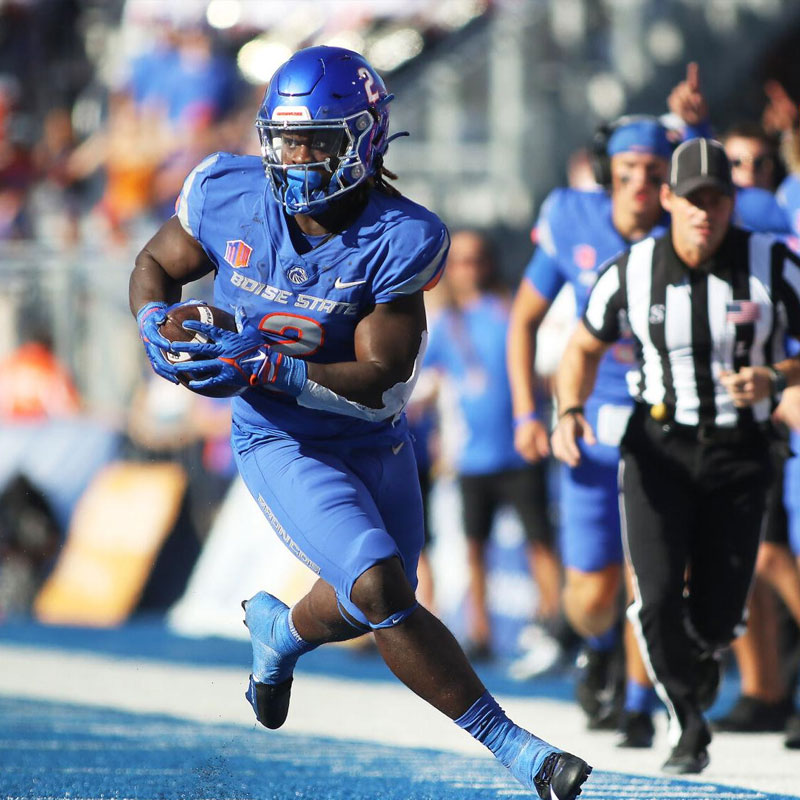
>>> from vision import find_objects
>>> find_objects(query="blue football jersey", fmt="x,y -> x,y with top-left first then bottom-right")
424,295 -> 524,474
777,173 -> 800,248
524,188 -> 668,405
176,152 -> 449,446
734,186 -> 791,234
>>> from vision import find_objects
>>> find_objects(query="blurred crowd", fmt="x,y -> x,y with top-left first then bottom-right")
1,11 -> 255,248
4,0 -> 800,760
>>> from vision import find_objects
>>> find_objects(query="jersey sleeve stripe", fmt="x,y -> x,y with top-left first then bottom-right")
385,231 -> 450,297
176,153 -> 221,237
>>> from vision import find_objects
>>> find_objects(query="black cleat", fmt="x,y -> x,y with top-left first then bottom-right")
617,710 -> 655,748
784,712 -> 800,749
661,721 -> 711,774
534,752 -> 593,800
245,673 -> 293,730
465,640 -> 494,664
575,645 -> 624,730
662,745 -> 709,775
241,594 -> 299,731
711,695 -> 792,733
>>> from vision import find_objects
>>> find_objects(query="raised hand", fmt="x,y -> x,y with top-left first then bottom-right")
667,62 -> 709,127
762,79 -> 798,134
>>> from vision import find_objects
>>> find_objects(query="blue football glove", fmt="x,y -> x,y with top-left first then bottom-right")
171,307 -> 308,396
136,301 -> 180,384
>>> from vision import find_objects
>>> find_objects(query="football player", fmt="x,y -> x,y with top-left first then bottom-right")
129,46 -> 591,800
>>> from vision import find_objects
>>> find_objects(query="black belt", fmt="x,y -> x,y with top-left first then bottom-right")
637,403 -> 771,444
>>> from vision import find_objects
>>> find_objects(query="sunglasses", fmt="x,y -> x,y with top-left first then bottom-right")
730,155 -> 772,170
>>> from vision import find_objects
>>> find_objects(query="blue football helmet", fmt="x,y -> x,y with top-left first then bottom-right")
256,46 -> 394,215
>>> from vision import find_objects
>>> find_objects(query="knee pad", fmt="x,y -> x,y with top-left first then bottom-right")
368,601 -> 419,630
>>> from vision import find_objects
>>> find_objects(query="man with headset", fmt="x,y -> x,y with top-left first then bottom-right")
508,111 -> 674,746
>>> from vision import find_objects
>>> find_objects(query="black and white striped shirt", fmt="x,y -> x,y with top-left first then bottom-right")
583,226 -> 800,427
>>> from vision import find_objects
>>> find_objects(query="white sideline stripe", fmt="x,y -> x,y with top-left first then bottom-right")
0,644 -> 797,798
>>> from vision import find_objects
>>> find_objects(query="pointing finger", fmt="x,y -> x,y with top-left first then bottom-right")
764,79 -> 790,104
687,61 -> 700,92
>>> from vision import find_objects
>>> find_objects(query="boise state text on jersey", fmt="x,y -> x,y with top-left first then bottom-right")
176,151 -> 449,447
525,187 -> 668,406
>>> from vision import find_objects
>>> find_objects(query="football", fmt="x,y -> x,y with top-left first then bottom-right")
158,302 -> 238,397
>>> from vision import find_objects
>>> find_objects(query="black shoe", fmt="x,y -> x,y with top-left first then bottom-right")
245,674 -> 293,729
575,646 -> 624,730
617,710 -> 655,748
785,712 -> 800,749
695,652 -> 722,711
465,641 -> 493,663
241,596 -> 296,730
661,721 -> 711,775
711,695 -> 792,733
534,752 -> 593,800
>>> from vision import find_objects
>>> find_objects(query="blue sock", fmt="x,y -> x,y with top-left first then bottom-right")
455,691 -> 558,787
586,627 -> 618,652
246,593 -> 316,684
624,679 -> 657,713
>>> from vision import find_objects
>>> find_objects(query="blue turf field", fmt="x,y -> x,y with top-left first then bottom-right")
0,696 -> 790,800
1,620 -> 798,800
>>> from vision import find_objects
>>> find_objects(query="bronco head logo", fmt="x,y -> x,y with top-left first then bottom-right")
287,266 -> 309,284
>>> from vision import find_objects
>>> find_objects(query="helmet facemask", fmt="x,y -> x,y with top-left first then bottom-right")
257,109 -> 378,215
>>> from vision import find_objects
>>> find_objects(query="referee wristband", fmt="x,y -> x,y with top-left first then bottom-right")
513,411 -> 540,428
559,405 -> 585,419
767,365 -> 787,396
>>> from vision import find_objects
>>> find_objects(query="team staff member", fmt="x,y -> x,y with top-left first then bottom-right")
551,138 -> 800,774
507,115 -> 672,744
130,46 -> 591,800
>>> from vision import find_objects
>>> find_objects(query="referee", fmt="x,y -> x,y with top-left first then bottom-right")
550,137 -> 800,774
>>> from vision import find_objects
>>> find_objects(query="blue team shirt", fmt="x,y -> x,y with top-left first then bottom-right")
176,152 -> 449,446
524,188 -> 668,405
128,47 -> 179,111
424,294 -> 523,475
734,186 -> 791,234
777,174 -> 800,248
163,54 -> 239,125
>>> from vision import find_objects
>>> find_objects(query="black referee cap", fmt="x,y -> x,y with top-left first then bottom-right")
669,137 -> 734,197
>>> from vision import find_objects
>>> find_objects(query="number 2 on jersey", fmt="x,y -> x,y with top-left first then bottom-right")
258,312 -> 324,357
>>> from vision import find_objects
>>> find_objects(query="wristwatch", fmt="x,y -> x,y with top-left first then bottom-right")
767,365 -> 787,399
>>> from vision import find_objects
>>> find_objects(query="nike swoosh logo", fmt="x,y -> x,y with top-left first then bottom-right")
239,352 -> 267,366
391,441 -> 405,455
334,277 -> 367,290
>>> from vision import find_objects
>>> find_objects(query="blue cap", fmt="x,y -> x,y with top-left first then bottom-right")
607,119 -> 673,159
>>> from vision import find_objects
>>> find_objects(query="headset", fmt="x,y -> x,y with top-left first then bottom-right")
590,114 -> 670,188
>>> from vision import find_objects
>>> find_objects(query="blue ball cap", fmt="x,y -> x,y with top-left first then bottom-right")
607,119 -> 673,159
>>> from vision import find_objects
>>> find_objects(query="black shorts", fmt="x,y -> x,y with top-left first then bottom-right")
458,464 -> 553,546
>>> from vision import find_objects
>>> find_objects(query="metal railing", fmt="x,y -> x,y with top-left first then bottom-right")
0,242 -> 148,421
